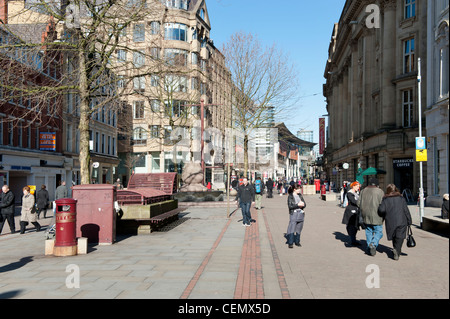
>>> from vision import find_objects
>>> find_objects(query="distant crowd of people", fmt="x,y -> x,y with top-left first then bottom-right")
0,181 -> 68,235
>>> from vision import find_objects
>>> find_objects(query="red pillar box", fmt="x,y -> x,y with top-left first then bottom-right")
72,184 -> 117,245
314,179 -> 320,193
321,184 -> 326,195
54,198 -> 78,257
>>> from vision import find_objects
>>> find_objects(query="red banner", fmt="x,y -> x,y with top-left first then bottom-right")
319,118 -> 325,155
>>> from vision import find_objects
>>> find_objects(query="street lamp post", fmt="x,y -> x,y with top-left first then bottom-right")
417,58 -> 425,226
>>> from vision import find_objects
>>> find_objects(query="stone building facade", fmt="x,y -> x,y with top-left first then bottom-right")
323,0 -> 428,196
425,0 -> 449,202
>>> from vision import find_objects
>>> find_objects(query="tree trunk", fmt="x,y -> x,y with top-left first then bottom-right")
244,134 -> 249,179
78,48 -> 91,185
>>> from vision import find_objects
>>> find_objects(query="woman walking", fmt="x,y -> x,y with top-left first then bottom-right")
341,181 -> 361,246
20,186 -> 41,234
378,184 -> 412,260
285,184 -> 306,248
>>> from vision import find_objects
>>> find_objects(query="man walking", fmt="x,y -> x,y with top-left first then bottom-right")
357,178 -> 385,256
0,185 -> 16,234
237,178 -> 255,226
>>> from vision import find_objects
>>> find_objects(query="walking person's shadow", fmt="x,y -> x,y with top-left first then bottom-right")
0,256 -> 33,273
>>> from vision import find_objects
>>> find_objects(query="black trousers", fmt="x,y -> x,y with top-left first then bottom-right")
393,237 -> 404,254
0,213 -> 16,234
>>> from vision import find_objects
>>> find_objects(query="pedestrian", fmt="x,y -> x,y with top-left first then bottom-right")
254,177 -> 263,209
357,177 -> 385,256
20,186 -> 41,234
55,180 -> 68,200
115,178 -> 123,190
265,178 -> 274,198
0,184 -> 16,234
237,178 -> 255,227
442,194 -> 449,220
284,184 -> 306,248
378,184 -> 412,260
53,180 -> 68,216
36,184 -> 49,219
341,181 -> 362,246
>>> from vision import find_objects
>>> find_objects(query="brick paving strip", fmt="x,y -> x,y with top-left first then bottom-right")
260,208 -> 291,299
234,208 -> 264,299
180,216 -> 234,299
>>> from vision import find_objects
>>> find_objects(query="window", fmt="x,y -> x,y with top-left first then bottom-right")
163,0 -> 188,10
150,125 -> 160,138
133,127 -> 147,145
150,21 -> 160,35
133,50 -> 145,67
133,101 -> 145,119
133,76 -> 146,92
133,24 -> 145,42
199,8 -> 205,20
8,122 -> 13,146
150,75 -> 160,87
402,89 -> 414,128
164,48 -> 188,66
150,100 -> 160,112
149,47 -> 160,59
404,0 -> 416,19
403,38 -> 415,73
164,23 -> 188,41
191,52 -> 198,65
117,50 -> 127,63
164,75 -> 187,93
95,132 -> 99,152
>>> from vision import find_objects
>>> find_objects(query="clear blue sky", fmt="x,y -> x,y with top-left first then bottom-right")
206,0 -> 346,150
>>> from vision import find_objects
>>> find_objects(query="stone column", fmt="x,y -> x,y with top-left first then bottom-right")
381,0 -> 397,129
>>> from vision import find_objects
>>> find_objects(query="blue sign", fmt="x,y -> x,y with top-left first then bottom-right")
415,137 -> 426,150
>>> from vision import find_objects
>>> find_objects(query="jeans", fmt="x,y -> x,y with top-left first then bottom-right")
365,224 -> 383,248
240,202 -> 252,225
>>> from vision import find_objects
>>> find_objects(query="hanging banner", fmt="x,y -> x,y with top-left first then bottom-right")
319,118 -> 325,155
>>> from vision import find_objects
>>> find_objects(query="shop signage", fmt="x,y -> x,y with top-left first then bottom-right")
393,158 -> 413,169
40,132 -> 56,151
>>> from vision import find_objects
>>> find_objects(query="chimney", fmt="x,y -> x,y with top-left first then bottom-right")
0,0 -> 7,24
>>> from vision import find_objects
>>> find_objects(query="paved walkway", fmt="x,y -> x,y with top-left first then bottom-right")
0,194 -> 448,299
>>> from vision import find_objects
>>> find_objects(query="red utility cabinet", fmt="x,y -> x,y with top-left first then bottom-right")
72,184 -> 117,245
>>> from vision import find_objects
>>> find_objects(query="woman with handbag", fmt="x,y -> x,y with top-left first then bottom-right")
341,181 -> 362,246
378,184 -> 412,260
285,184 -> 306,248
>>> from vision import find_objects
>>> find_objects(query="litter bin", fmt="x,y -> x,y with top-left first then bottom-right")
72,184 -> 117,244
54,198 -> 78,257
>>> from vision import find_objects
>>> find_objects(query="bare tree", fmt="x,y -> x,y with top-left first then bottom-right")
221,31 -> 299,178
1,0 -> 167,184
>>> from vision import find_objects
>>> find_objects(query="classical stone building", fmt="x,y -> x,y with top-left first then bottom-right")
323,0 -> 428,195
425,0 -> 449,202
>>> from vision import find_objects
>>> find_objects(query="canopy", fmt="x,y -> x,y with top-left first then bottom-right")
361,167 -> 386,176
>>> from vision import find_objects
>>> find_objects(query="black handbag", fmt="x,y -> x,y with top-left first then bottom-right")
406,226 -> 416,248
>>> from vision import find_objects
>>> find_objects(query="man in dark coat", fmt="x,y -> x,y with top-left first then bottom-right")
0,185 -> 16,234
36,185 -> 50,219
237,178 -> 255,226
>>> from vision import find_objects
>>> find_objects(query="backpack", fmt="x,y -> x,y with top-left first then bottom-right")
255,180 -> 262,194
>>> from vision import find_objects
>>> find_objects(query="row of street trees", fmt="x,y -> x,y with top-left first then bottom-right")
1,0 -> 300,183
